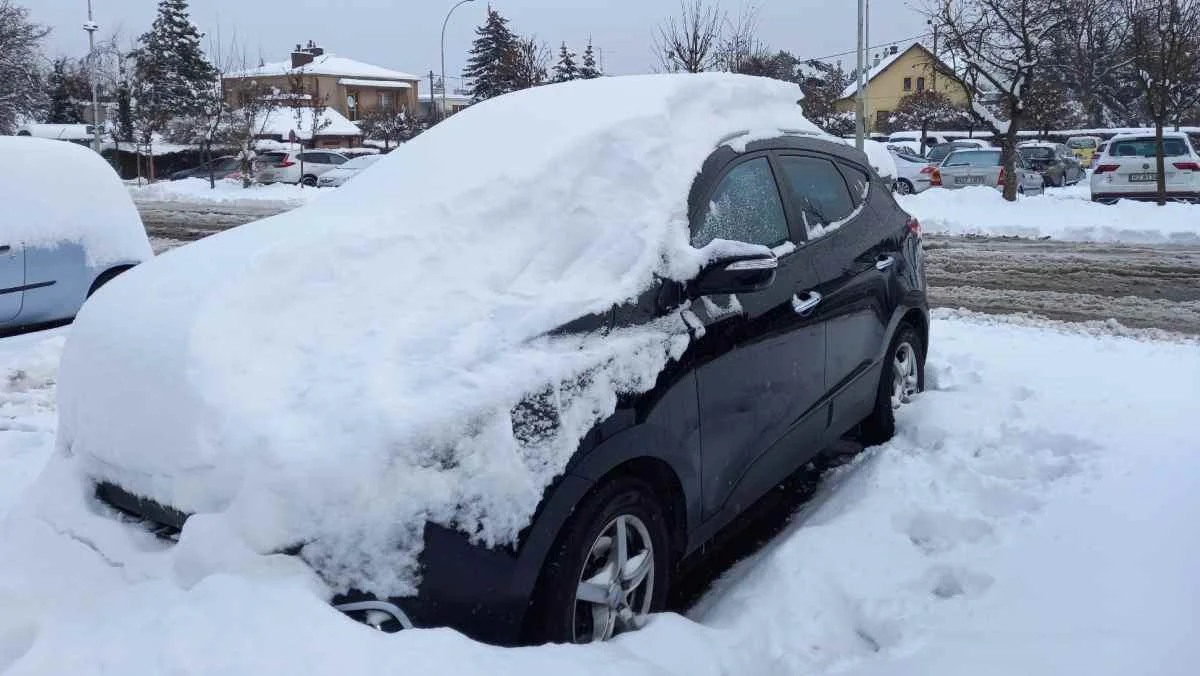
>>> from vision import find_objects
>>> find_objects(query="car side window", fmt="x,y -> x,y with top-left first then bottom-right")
837,162 -> 871,205
300,152 -> 325,164
776,156 -> 856,239
692,157 -> 790,249
329,154 -> 348,165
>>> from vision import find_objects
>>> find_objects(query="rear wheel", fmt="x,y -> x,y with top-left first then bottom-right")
302,174 -> 318,187
860,323 -> 924,446
896,179 -> 914,195
527,476 -> 670,645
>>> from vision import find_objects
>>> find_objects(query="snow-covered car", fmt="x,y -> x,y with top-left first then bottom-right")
887,131 -> 950,150
891,149 -> 935,194
316,154 -> 383,187
61,74 -> 928,647
1066,135 -> 1103,168
932,148 -> 1045,195
1017,141 -> 1084,187
1,137 -> 151,335
1090,132 -> 1200,203
255,149 -> 349,186
926,140 -> 991,164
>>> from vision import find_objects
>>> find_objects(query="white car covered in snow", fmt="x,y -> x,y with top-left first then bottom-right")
1091,132 -> 1200,203
0,137 -> 152,335
316,154 -> 383,187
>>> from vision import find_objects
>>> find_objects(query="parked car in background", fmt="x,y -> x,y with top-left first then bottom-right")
932,148 -> 1045,195
927,140 -> 991,164
1067,136 -> 1103,168
1017,142 -> 1083,187
68,74 -> 928,647
1091,132 -> 1200,203
255,149 -> 350,186
1,137 -> 152,335
170,156 -> 241,181
891,149 -> 935,194
316,154 -> 383,187
888,131 -> 950,151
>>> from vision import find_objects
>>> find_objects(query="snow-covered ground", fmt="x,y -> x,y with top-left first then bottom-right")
129,177 -> 324,206
900,183 -> 1200,244
2,310 -> 1197,675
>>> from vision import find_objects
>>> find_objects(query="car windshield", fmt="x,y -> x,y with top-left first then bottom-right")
1109,138 -> 1189,158
1019,147 -> 1055,160
893,151 -> 927,164
927,145 -> 954,162
1067,138 -> 1097,149
342,155 -> 381,170
943,150 -> 1001,167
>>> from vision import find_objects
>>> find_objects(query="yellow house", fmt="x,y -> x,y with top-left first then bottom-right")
835,43 -> 968,134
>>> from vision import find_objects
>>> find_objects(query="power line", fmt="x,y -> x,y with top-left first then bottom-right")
798,31 -> 931,64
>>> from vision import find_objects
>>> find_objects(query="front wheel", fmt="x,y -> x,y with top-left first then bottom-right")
896,179 -> 914,195
526,476 -> 671,645
860,323 -> 924,445
301,174 -> 318,187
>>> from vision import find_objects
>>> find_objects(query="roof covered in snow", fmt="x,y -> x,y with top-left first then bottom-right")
249,106 -> 362,139
16,123 -> 94,141
226,53 -> 419,82
59,73 -> 831,598
840,42 -> 936,100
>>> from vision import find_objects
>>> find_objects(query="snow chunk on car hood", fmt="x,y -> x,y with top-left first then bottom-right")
57,74 -> 821,596
0,137 -> 152,267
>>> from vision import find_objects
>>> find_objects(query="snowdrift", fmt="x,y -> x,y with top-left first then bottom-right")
0,137 -> 152,267
56,74 -> 826,596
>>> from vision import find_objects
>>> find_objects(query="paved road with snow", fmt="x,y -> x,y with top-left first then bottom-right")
139,201 -> 1200,335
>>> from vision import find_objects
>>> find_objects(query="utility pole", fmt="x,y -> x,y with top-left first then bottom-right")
864,0 -> 871,136
84,0 -> 102,154
855,0 -> 865,149
429,70 -> 437,122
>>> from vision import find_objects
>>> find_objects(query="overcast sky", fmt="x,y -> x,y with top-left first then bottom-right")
34,0 -> 929,85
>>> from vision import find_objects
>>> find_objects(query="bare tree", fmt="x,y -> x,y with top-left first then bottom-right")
891,90 -> 968,152
655,0 -> 724,72
928,0 -> 1069,201
224,40 -> 275,188
1124,0 -> 1200,204
511,35 -> 551,89
0,0 -> 49,134
288,67 -> 331,187
358,107 -> 414,150
716,3 -> 767,72
1053,0 -> 1137,126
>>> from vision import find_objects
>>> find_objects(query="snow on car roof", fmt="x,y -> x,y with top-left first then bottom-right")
0,137 -> 151,267
60,73 -> 828,597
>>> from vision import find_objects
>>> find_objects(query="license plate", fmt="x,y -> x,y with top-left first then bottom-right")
1129,173 -> 1158,182
955,176 -> 985,185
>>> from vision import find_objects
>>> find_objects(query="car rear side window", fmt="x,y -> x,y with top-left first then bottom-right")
944,150 -> 1001,166
1109,138 -> 1189,157
776,156 -> 855,239
300,152 -> 326,163
837,163 -> 871,205
692,157 -> 789,249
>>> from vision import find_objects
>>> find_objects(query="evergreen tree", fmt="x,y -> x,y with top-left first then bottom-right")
47,58 -> 82,124
580,40 -> 602,79
464,8 -> 520,102
134,0 -> 217,120
552,42 -> 579,82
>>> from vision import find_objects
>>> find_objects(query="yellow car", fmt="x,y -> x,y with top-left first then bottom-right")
1067,136 -> 1103,168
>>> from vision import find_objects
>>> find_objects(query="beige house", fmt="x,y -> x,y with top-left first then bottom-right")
835,43 -> 969,134
223,42 -> 420,126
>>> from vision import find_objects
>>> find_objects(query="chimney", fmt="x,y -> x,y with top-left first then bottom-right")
291,44 -> 314,69
891,45 -> 899,55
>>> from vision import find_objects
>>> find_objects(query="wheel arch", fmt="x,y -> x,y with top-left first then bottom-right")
87,264 -> 135,298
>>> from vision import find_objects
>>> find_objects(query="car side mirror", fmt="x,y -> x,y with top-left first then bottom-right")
688,252 -> 778,299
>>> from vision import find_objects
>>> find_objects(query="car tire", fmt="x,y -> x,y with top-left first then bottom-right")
860,323 -> 924,446
526,475 -> 671,645
896,179 -> 914,195
302,174 -> 318,187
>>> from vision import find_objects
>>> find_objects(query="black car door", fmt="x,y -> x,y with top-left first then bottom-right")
774,154 -> 896,436
686,153 -> 828,523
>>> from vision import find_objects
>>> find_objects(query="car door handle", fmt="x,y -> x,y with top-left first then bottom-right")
792,291 -> 822,315
875,255 -> 896,271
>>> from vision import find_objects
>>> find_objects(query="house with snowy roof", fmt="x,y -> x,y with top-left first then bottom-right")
222,41 -> 421,131
834,42 -> 968,134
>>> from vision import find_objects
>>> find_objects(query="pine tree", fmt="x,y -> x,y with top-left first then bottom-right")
463,8 -> 520,102
134,0 -> 217,120
580,39 -> 602,79
552,42 -> 579,82
47,58 -> 81,124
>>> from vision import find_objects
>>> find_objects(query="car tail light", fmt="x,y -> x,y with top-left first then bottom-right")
997,167 -> 1006,186
907,216 -> 921,237
919,165 -> 934,175
1173,162 -> 1200,171
275,160 -> 296,168
930,168 -> 942,186
1094,164 -> 1119,174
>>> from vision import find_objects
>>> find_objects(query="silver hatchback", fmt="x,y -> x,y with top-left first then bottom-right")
933,149 -> 1045,196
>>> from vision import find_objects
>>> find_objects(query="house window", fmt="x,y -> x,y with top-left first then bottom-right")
346,92 -> 358,121
903,77 -> 912,92
379,92 -> 394,111
917,77 -> 926,92
876,110 -> 890,131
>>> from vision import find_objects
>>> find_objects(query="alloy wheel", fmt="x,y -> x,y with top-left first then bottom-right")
572,514 -> 655,643
891,341 -> 920,409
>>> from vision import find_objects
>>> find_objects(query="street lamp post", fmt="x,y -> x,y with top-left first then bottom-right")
441,0 -> 476,121
84,0 -> 102,153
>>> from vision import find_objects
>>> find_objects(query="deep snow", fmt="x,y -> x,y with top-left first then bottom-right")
129,177 -> 324,205
1,137 -> 153,267
2,310 -> 1197,674
899,183 -> 1200,244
